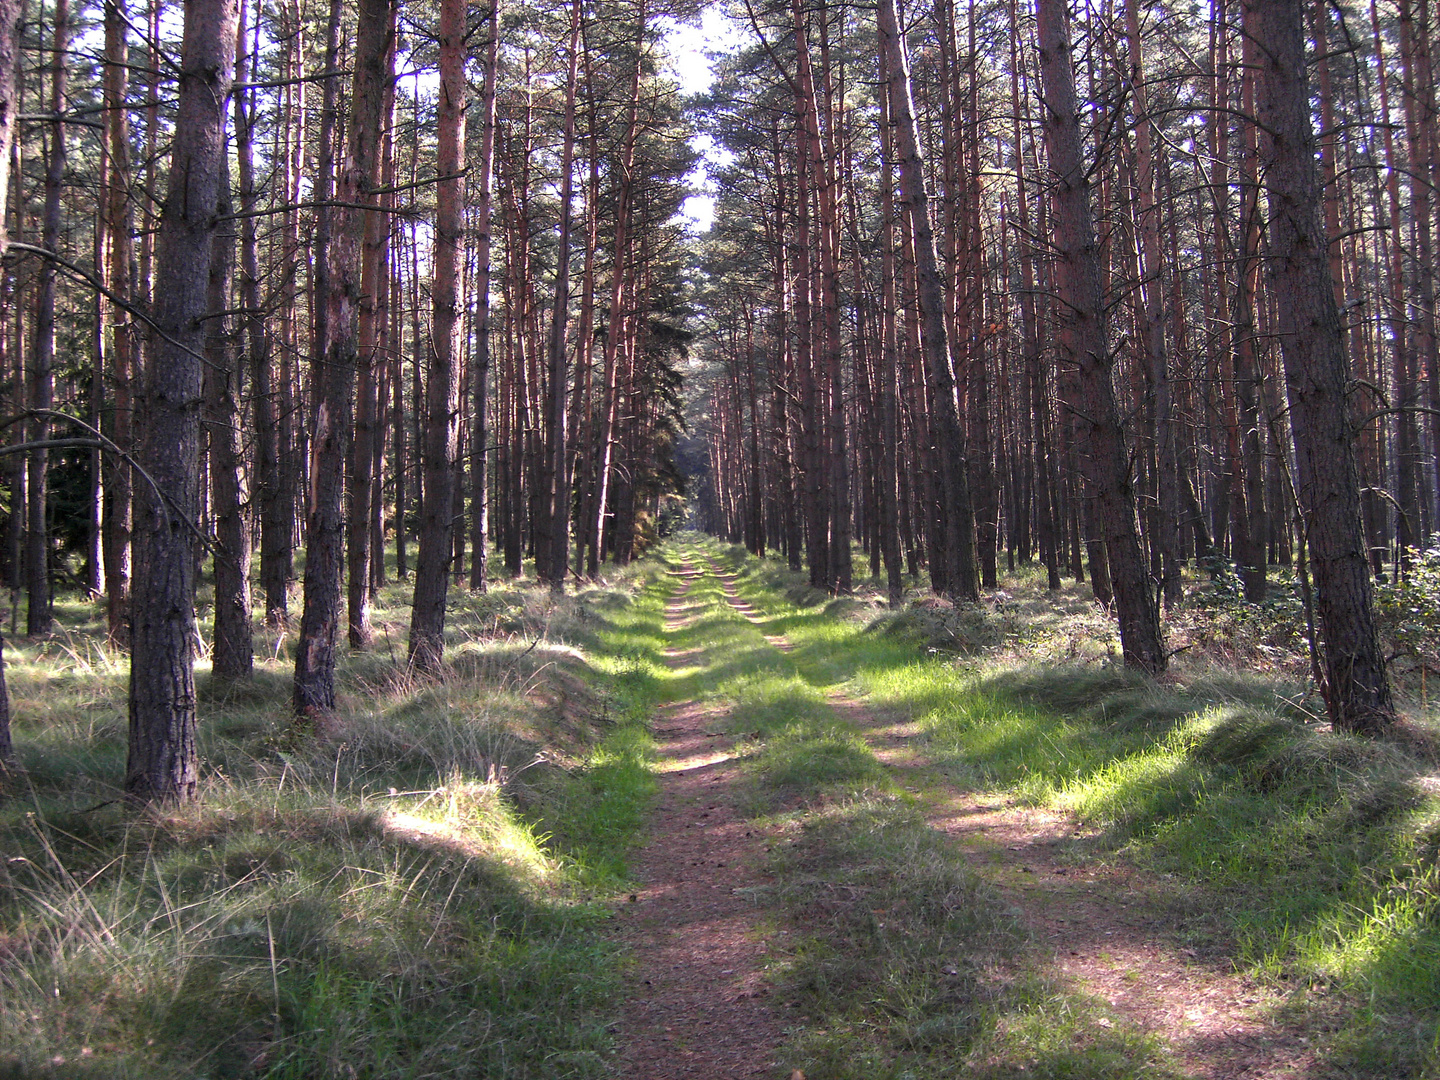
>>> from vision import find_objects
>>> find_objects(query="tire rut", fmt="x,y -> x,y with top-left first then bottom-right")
611,563 -> 789,1079
705,566 -> 1316,1080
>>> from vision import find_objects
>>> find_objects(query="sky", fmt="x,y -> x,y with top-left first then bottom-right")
662,6 -> 747,233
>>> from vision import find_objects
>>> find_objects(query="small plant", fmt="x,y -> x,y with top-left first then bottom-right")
1376,546 -> 1440,674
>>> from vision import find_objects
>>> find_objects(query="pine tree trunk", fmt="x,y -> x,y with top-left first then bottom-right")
1243,0 -> 1393,733
28,0 -> 69,637
409,0 -> 466,668
1124,0 -> 1181,607
469,0 -> 500,592
878,82 -> 904,605
540,0 -> 582,594
204,149 -> 252,683
259,0 -> 304,627
878,0 -> 977,601
1371,0 -> 1420,566
586,3 -> 644,578
127,0 -> 239,802
1036,0 -> 1164,673
0,0 -> 17,257
102,0 -> 134,644
294,0 -> 395,713
349,77 -> 395,650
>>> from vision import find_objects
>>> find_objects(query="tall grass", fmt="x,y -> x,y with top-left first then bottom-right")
0,569 -> 662,1078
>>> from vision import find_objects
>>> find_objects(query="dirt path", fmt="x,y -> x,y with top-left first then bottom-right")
611,565 -> 789,1079
701,565 -> 1315,1080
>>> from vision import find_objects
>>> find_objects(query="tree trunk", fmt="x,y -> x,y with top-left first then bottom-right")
28,0 -> 69,637
203,147 -> 252,683
1036,0 -> 1164,673
878,0 -> 977,601
127,0 -> 239,802
469,0 -> 500,592
349,73 -> 395,650
1371,0 -> 1420,568
259,0 -> 304,628
102,0 -> 134,644
294,0 -> 395,714
409,0 -> 466,668
0,0 -> 18,257
1124,0 -> 1181,607
585,1 -> 645,579
1243,0 -> 1393,733
878,78 -> 904,605
0,629 -> 10,769
539,0 -> 582,594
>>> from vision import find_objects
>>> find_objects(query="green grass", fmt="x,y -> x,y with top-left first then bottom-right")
633,537 -> 1189,1078
5,535 -> 1437,1077
763,795 -> 1182,1080
0,563 -> 667,1079
705,538 -> 1440,1078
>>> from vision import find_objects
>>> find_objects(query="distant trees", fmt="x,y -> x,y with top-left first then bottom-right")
694,0 -> 1421,699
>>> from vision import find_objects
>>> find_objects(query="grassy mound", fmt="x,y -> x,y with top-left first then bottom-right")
0,569 -> 664,1079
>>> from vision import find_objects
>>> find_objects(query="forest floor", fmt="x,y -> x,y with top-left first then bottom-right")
2,541 -> 1432,1078
610,555 -> 1349,1079
612,563 -> 791,1078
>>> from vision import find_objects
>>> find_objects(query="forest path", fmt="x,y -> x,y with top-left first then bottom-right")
611,563 -> 790,1079
699,562 -> 1315,1080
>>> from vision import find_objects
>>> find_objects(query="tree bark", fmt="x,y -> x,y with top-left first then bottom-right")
203,145 -> 252,683
539,0 -> 583,594
878,77 -> 904,605
127,0 -> 239,802
1243,0 -> 1394,733
1123,0 -> 1181,607
0,0 -> 18,257
28,0 -> 69,637
469,0 -> 501,592
409,0 -> 467,668
102,0 -> 134,644
294,0 -> 395,714
1036,0 -> 1164,673
349,70 -> 395,649
878,0 -> 977,601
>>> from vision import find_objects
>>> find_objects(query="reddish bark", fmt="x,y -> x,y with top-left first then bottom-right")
128,0 -> 240,802
1244,0 -> 1394,733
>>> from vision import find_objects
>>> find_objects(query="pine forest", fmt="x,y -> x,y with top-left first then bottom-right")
1,0 -> 1439,1073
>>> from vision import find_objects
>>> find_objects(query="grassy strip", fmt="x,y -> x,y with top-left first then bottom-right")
643,538 -> 1181,1078
709,539 -> 1440,1078
0,568 -> 664,1079
767,796 -> 1182,1080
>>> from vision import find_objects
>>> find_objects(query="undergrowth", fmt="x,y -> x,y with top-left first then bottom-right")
0,563 -> 664,1079
707,537 -> 1440,1079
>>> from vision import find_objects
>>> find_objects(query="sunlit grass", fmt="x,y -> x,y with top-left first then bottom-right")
0,557 -> 668,1078
704,538 -> 1440,1078
7,533 -> 1437,1077
630,537 -> 1185,1078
